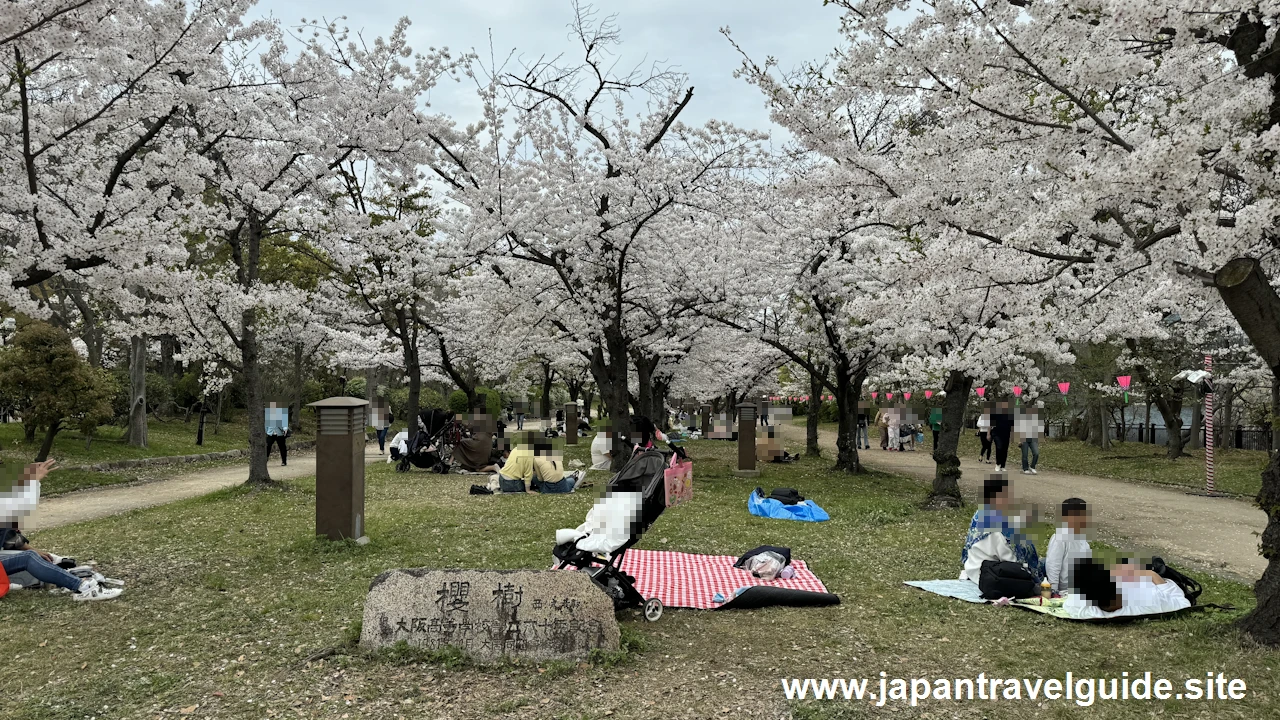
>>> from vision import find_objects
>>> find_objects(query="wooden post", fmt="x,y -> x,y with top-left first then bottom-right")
735,403 -> 759,477
564,403 -> 578,445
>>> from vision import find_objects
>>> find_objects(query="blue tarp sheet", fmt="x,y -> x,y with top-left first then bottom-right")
748,491 -> 830,522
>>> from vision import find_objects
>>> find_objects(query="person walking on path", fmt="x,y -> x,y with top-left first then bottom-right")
372,400 -> 394,455
265,401 -> 289,467
990,400 -> 1014,472
1019,405 -> 1043,475
977,404 -> 993,463
857,402 -> 871,449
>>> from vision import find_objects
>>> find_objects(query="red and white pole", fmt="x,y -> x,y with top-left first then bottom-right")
1204,354 -> 1214,494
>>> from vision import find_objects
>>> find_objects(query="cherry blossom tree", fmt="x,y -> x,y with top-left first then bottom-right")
811,0 -> 1280,644
427,3 -> 763,469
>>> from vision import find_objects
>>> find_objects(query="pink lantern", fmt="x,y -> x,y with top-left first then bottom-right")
924,390 -> 933,399
802,395 -> 809,402
976,387 -> 986,398
886,392 -> 894,400
871,392 -> 879,400
1058,382 -> 1070,395
1012,385 -> 1023,397
904,392 -> 912,400
1116,375 -> 1131,389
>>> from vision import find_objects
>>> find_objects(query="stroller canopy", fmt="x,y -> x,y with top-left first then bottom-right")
417,409 -> 454,439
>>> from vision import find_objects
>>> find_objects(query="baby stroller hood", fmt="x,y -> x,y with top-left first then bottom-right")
607,448 -> 667,493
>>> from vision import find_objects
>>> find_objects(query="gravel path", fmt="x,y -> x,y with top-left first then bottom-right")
776,423 -> 1267,582
25,446 -> 386,532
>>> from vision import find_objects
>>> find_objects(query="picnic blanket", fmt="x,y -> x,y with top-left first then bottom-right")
905,580 -> 1230,622
904,579 -> 987,604
617,549 -> 833,610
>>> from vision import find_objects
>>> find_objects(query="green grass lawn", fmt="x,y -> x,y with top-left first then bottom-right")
0,417 -> 317,496
0,415 -> 316,465
793,418 -> 1271,497
2,439 -> 1272,719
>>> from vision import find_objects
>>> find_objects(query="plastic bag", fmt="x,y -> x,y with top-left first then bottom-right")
745,551 -> 787,580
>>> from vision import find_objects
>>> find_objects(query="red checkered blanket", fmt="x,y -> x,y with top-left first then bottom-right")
616,549 -> 829,610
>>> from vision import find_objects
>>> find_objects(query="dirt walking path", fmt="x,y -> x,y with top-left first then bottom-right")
777,423 -> 1267,582
26,446 -> 385,532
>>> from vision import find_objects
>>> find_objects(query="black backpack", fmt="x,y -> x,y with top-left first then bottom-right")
1149,557 -> 1202,605
978,560 -> 1040,600
767,488 -> 804,505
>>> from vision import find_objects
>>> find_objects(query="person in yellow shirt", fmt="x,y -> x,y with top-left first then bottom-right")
497,433 -> 537,492
496,434 -> 581,493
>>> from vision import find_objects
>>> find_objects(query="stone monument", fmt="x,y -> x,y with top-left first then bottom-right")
360,568 -> 620,662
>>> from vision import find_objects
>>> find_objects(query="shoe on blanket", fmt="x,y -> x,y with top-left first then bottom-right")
73,579 -> 123,601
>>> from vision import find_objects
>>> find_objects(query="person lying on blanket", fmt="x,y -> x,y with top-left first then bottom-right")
959,475 -> 1045,584
1064,558 -> 1190,619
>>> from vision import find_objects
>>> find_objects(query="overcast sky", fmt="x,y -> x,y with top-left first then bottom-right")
254,0 -> 847,137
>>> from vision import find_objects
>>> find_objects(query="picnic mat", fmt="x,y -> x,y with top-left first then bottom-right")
617,549 -> 831,610
905,581 -> 1226,622
904,579 -> 987,604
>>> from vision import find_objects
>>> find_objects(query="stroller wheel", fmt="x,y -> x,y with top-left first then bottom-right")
643,597 -> 663,622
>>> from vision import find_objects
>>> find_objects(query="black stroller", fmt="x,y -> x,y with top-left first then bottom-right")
395,408 -> 464,473
553,442 -> 688,622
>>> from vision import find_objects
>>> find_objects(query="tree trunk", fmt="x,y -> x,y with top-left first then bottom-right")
1095,401 -> 1112,450
653,378 -> 672,432
1189,397 -> 1203,450
406,346 -> 422,442
241,307 -> 272,486
161,335 -> 175,383
590,325 -> 631,472
291,341 -> 305,434
1243,450 -> 1280,644
805,370 -> 823,457
1212,256 -> 1280,644
832,365 -> 866,473
927,369 -> 972,508
432,332 -> 477,410
540,360 -> 554,421
65,282 -> 104,368
214,388 -> 224,435
23,420 -> 36,443
34,419 -> 61,462
125,334 -> 148,448
582,388 -> 594,420
1218,381 -> 1235,451
1272,375 -> 1280,456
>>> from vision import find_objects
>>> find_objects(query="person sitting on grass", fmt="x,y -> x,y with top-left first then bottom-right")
1045,497 -> 1093,595
590,429 -> 613,470
1064,558 -> 1190,618
529,439 -> 584,494
2,460 -> 122,601
959,475 -> 1044,584
495,431 -> 538,493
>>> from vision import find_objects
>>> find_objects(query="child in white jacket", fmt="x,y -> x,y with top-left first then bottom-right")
1045,498 -> 1093,594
